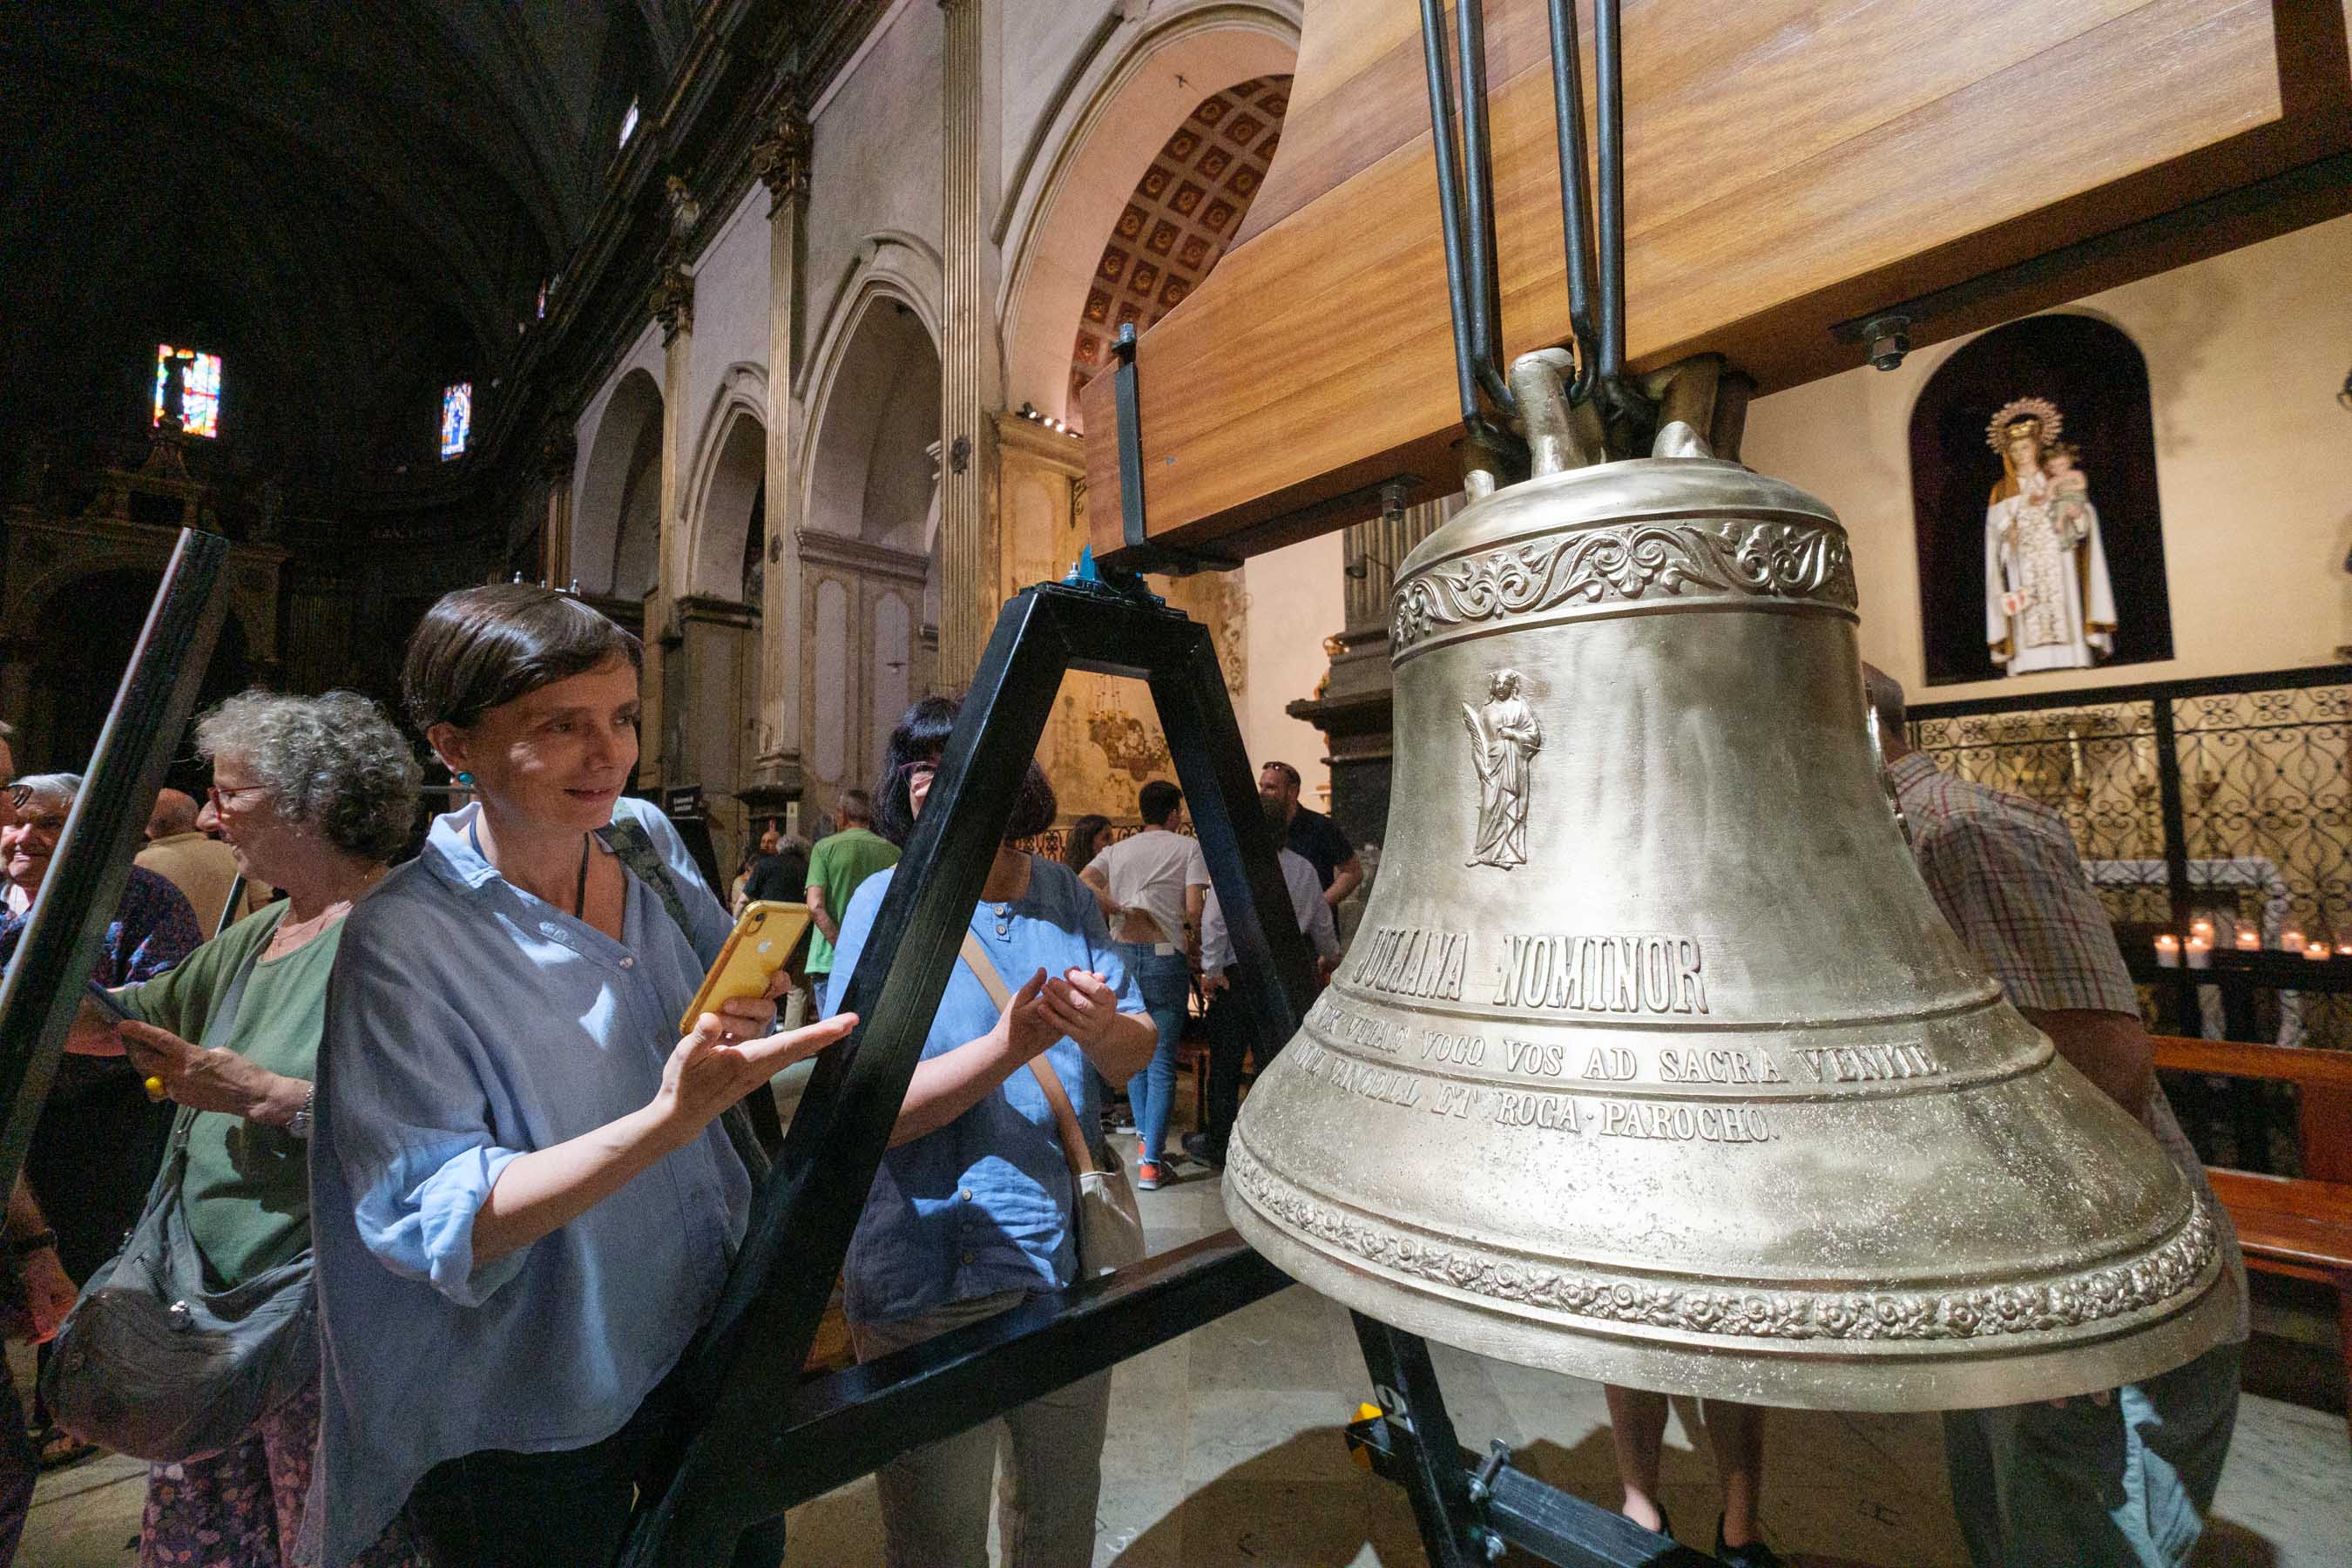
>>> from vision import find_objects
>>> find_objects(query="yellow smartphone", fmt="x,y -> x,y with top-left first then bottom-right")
679,901 -> 814,1035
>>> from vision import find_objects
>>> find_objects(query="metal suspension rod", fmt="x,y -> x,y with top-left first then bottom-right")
1544,0 -> 1598,400
1417,0 -> 1483,429
1592,0 -> 1628,389
1450,0 -> 1516,416
1417,0 -> 1518,429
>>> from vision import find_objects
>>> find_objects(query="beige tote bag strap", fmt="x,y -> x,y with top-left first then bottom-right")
956,932 -> 1098,1179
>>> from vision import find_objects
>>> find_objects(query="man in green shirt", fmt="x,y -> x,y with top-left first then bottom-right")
805,788 -> 900,1010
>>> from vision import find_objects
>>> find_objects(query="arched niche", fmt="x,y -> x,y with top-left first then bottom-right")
686,375 -> 767,601
574,367 -> 664,598
804,294 -> 942,547
795,287 -> 944,814
1909,313 -> 2173,685
998,4 -> 1301,423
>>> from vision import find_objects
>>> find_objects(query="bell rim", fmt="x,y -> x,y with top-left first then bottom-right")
1225,1146 -> 2231,1411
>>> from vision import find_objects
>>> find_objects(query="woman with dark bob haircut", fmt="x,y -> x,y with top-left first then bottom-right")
308,585 -> 855,1568
824,695 -> 1156,1568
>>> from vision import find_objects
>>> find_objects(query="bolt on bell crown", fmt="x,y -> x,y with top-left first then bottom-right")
1224,450 -> 2229,1411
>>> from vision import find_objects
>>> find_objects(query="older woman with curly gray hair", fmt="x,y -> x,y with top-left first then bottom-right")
67,689 -> 428,1567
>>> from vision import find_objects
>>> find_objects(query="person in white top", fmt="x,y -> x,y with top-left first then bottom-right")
1080,781 -> 1208,1187
1186,795 -> 1340,1167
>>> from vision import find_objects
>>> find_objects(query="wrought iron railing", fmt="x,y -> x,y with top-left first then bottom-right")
1910,666 -> 2352,1170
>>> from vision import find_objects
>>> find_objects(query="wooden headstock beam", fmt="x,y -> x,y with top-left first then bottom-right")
1083,0 -> 2352,568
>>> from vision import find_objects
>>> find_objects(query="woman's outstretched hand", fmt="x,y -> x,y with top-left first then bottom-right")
1040,969 -> 1119,1051
118,1019 -> 308,1126
990,968 -> 1061,1064
652,1010 -> 858,1150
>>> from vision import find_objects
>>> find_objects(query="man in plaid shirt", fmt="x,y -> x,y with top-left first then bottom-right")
1868,666 -> 2246,1568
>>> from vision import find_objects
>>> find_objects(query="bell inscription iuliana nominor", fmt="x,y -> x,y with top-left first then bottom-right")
1224,449 -> 2229,1411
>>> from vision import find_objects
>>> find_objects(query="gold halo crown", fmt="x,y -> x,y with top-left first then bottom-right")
1986,395 -> 2063,451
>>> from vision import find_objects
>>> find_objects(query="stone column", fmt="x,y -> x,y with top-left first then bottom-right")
539,428 -> 577,591
642,251 -> 695,789
747,98 -> 811,814
936,0 -> 999,686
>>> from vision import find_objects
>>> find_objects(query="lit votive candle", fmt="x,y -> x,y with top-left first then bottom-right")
2306,941 -> 2331,963
2234,927 -> 2261,951
2153,934 -> 2181,968
2281,926 -> 2306,954
2186,937 -> 2213,970
2189,917 -> 2215,944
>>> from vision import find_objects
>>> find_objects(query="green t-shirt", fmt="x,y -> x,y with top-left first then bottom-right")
122,903 -> 338,1288
805,826 -> 901,975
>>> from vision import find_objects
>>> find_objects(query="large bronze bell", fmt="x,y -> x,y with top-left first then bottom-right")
1224,436 -> 2230,1410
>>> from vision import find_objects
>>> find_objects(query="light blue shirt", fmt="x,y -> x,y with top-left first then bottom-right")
824,856 -> 1141,1325
311,799 -> 744,1567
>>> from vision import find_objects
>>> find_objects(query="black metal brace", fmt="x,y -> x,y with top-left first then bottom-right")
1348,1317 -> 1717,1567
0,530 -> 230,1195
620,578 -> 1316,1564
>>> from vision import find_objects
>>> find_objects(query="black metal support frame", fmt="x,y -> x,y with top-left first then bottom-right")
621,578 -> 1319,1563
0,529 -> 229,1196
1351,1315 -> 1713,1567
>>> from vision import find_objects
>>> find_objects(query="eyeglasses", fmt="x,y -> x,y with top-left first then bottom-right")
901,761 -> 938,787
207,783 -> 268,808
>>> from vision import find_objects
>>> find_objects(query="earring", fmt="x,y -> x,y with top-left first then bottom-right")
456,772 -> 475,786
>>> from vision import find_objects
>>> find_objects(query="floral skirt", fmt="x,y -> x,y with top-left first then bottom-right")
142,1379 -> 427,1568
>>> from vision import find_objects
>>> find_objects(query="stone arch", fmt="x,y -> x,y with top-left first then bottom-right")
794,267 -> 945,813
684,363 -> 768,600
802,283 -> 943,550
573,365 -> 665,598
998,0 -> 1301,423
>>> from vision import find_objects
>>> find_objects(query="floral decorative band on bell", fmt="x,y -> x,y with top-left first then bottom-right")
1391,517 -> 1857,655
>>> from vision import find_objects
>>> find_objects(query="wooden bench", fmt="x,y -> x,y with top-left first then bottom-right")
2153,1034 -> 2352,1443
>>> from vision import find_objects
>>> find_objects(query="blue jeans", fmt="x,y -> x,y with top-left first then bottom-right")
1120,945 -> 1191,1164
1942,1339 -> 2241,1567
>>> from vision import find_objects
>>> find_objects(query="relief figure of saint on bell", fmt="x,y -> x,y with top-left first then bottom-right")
1464,668 -> 1541,868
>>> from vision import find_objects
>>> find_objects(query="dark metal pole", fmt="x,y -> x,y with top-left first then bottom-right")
2151,699 -> 2198,1035
1354,1315 -> 1487,1567
0,529 -> 229,1196
1544,0 -> 1598,395
1417,0 -> 1484,429
1592,0 -> 1627,389
1450,0 -> 1516,416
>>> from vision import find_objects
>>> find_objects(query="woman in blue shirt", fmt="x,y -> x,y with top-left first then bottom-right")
311,585 -> 855,1568
825,695 -> 1156,1568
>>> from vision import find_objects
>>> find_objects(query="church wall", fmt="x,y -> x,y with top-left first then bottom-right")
1741,213 -> 2352,703
803,0 -> 948,341
682,182 -> 774,490
1243,535 -> 1346,802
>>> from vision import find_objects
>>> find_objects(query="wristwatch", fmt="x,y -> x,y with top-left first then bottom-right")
288,1085 -> 316,1140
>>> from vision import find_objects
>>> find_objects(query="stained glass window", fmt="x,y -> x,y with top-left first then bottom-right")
152,345 -> 221,438
441,382 -> 473,460
619,98 -> 639,146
